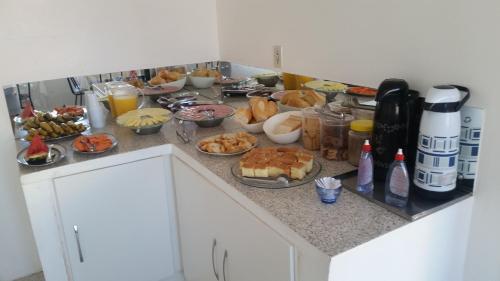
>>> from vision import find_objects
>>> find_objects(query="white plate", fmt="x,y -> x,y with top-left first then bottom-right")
196,133 -> 258,156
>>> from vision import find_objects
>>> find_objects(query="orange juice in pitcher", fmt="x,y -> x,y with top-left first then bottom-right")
106,83 -> 144,117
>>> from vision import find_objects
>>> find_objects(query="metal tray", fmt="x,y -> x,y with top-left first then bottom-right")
71,133 -> 118,154
231,161 -> 321,189
17,144 -> 66,167
338,170 -> 473,221
196,133 -> 258,156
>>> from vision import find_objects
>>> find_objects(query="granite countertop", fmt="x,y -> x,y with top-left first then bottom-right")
17,87 -> 408,257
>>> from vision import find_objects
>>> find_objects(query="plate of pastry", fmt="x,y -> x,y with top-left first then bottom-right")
231,146 -> 321,188
196,131 -> 258,156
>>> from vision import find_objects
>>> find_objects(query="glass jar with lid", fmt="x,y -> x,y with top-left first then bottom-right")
320,110 -> 354,161
348,119 -> 374,166
302,107 -> 321,150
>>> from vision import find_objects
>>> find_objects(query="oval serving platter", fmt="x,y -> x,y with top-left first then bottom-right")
71,133 -> 118,154
196,132 -> 258,156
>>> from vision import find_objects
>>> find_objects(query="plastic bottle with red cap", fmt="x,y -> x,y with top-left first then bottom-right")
357,140 -> 374,193
385,148 -> 410,207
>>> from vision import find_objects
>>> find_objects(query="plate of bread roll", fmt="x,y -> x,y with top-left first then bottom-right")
234,97 -> 279,133
196,131 -> 258,156
271,90 -> 326,111
232,146 -> 321,188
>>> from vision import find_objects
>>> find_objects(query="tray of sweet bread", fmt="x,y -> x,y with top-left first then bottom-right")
231,146 -> 321,188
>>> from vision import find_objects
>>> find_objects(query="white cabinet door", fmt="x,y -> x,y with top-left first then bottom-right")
173,157 -> 294,281
54,157 -> 177,281
173,158 -> 224,281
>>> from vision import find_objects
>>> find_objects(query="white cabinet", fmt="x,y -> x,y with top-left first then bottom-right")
173,156 -> 294,281
22,154 -> 182,281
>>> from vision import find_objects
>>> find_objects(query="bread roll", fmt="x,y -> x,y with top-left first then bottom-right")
150,76 -> 166,85
281,91 -> 301,104
250,97 -> 278,122
304,90 -> 326,106
287,97 -> 310,108
235,107 -> 252,124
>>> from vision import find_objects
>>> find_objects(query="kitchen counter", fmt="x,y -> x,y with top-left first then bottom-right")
17,87 -> 410,257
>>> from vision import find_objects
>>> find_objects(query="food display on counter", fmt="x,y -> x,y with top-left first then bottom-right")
117,108 -> 171,128
197,132 -> 257,155
175,104 -> 234,127
24,135 -> 49,164
302,107 -> 321,150
22,112 -> 88,141
320,109 -> 354,161
346,86 -> 377,97
277,90 -> 326,110
72,134 -> 116,153
239,147 -> 314,180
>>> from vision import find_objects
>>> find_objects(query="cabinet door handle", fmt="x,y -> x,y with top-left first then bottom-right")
222,250 -> 228,281
73,225 -> 84,263
212,239 -> 219,280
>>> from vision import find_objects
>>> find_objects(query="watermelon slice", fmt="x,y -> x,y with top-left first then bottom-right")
25,135 -> 48,164
21,100 -> 34,119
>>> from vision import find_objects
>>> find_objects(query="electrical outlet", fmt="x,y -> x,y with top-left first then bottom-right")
273,45 -> 283,68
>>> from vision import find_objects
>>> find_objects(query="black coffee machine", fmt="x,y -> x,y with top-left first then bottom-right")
372,79 -> 423,182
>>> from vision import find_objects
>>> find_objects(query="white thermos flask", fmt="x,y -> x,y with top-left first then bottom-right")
413,85 -> 470,200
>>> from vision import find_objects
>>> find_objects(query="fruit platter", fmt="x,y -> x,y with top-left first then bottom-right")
17,135 -> 66,167
72,134 -> 118,154
21,112 -> 88,142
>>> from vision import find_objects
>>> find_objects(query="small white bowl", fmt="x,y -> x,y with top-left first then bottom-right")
263,111 -> 302,144
240,121 -> 265,133
160,75 -> 186,90
190,76 -> 216,88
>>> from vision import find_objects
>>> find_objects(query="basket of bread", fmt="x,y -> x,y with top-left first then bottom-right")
147,69 -> 186,90
190,68 -> 221,88
234,97 -> 278,133
276,90 -> 326,111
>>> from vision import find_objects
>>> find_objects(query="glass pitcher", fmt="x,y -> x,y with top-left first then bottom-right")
105,82 -> 145,117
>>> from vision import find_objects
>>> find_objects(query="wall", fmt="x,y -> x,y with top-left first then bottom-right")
217,0 -> 500,280
0,0 -> 219,280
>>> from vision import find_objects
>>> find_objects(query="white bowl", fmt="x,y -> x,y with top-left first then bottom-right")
278,101 -> 305,112
190,76 -> 216,89
160,75 -> 186,90
263,111 -> 302,144
240,120 -> 265,133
